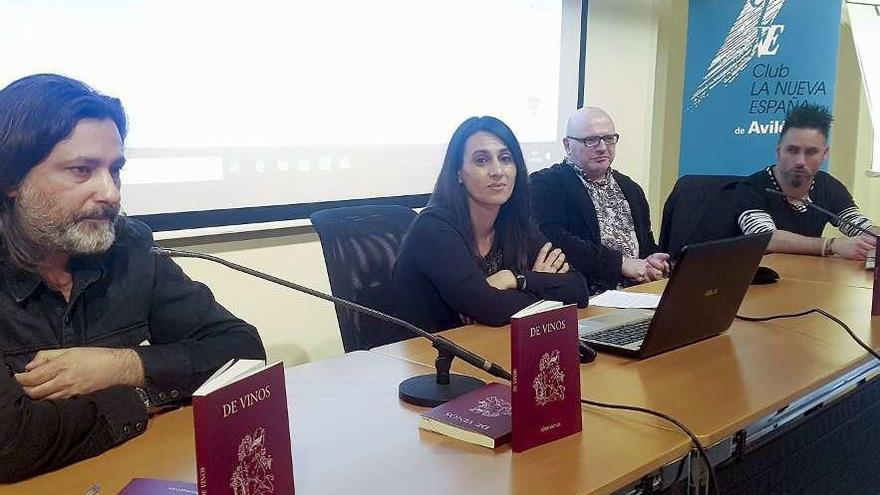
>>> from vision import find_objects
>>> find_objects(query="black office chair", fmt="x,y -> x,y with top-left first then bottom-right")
659,174 -> 744,259
310,205 -> 417,352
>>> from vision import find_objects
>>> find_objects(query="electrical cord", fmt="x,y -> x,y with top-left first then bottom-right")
736,308 -> 880,362
581,397 -> 719,495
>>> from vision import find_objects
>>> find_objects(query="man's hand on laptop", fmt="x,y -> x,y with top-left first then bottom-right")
645,252 -> 670,280
622,257 -> 649,283
622,254 -> 669,284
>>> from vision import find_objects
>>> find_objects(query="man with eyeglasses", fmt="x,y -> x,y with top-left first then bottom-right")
734,103 -> 876,260
530,106 -> 669,294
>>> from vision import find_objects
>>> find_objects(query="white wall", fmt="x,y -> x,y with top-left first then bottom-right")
583,0 -> 662,192
163,230 -> 343,366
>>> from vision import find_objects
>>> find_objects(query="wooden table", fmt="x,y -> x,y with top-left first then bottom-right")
0,406 -> 197,495
10,253 -> 869,495
761,252 -> 874,289
4,351 -> 689,495
374,254 -> 880,448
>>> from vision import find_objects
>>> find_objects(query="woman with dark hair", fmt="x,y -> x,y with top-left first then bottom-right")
394,116 -> 589,332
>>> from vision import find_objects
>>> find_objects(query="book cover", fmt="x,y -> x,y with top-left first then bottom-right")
193,361 -> 295,495
418,382 -> 512,448
510,303 -> 582,452
117,478 -> 197,494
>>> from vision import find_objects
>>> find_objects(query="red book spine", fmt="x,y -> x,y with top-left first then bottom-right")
193,395 -> 212,495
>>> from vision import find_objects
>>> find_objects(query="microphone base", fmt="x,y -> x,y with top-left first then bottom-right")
399,373 -> 486,407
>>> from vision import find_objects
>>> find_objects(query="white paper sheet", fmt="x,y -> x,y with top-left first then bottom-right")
589,290 -> 661,309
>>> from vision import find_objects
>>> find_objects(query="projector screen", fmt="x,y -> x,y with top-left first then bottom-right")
0,0 -> 583,230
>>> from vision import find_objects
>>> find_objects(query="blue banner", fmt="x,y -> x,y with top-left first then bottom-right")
679,0 -> 843,176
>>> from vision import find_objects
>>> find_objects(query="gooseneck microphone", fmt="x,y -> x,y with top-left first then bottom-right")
150,246 -> 511,407
763,187 -> 876,237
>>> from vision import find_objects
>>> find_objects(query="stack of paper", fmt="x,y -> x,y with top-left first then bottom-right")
589,290 -> 661,309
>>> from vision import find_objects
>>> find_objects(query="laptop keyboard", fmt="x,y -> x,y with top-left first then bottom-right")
583,318 -> 651,346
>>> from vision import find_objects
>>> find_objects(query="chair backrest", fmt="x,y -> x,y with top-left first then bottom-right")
659,174 -> 744,259
310,205 -> 417,352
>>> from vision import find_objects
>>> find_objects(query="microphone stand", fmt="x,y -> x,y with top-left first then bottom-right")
763,187 -> 876,237
151,247 -> 511,407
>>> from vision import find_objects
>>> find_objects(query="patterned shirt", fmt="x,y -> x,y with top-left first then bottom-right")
567,160 -> 639,259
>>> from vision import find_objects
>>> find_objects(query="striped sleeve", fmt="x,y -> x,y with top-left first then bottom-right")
738,209 -> 776,235
836,206 -> 874,237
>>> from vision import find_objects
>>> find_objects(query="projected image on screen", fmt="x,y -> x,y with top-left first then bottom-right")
1,0 -> 577,219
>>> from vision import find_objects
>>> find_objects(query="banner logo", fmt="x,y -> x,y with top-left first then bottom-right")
756,24 -> 785,56
679,0 -> 841,176
690,0 -> 787,107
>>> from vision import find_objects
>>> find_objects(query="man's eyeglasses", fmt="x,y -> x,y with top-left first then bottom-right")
567,133 -> 620,148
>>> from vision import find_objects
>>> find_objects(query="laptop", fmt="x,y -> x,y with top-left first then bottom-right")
578,232 -> 772,359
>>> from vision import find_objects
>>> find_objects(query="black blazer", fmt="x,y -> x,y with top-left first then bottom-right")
658,174 -> 743,259
393,205 -> 590,332
530,162 -> 660,292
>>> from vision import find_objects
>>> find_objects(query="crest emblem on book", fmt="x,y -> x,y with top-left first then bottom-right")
469,395 -> 512,418
230,427 -> 276,495
533,349 -> 565,406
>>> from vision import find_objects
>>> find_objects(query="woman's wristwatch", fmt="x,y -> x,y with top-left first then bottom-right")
512,270 -> 527,291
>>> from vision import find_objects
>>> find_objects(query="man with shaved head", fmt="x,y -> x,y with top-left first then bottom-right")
530,106 -> 669,294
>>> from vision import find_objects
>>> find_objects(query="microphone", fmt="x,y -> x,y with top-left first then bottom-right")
150,246 -> 511,407
763,187 -> 876,238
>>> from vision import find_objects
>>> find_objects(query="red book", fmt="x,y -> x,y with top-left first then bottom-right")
117,478 -> 197,494
418,382 -> 512,448
510,301 -> 582,452
192,360 -> 295,495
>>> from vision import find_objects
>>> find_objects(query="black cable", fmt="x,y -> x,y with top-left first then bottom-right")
581,398 -> 719,495
736,308 -> 880,362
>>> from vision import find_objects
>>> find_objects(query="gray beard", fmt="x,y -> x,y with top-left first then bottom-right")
14,182 -> 119,256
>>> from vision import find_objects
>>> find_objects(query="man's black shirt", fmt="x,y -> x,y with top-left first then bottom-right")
0,218 -> 265,482
734,166 -> 857,237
